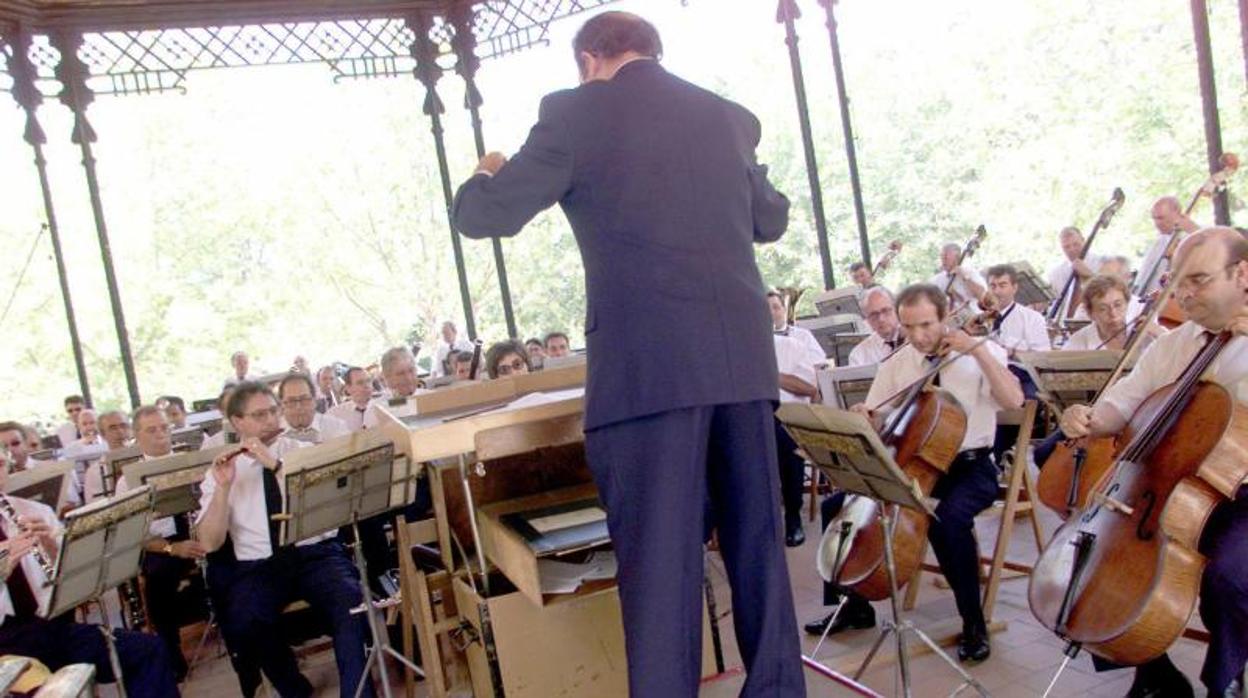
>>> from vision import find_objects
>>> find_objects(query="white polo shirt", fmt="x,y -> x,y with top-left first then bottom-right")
195,436 -> 334,561
866,342 -> 1010,451
1101,321 -> 1248,419
281,412 -> 350,444
847,331 -> 903,367
773,325 -> 828,404
327,400 -> 372,432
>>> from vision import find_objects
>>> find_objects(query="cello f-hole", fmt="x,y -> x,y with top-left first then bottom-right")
1135,491 -> 1157,540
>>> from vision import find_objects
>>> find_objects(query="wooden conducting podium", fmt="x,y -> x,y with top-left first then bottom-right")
375,365 -> 718,698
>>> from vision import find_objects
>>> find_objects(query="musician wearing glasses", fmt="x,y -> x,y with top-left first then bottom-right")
278,373 -> 348,444
853,284 -> 1022,662
767,290 -> 825,547
0,441 -> 180,696
115,406 -> 205,682
486,341 -> 532,379
327,367 -> 373,433
1059,228 -> 1248,698
929,243 -> 988,313
197,382 -> 373,698
55,395 -> 86,449
848,287 -> 903,367
1062,274 -> 1160,352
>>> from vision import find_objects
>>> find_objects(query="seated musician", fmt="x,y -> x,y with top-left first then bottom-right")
431,321 -> 473,379
767,290 -> 827,546
0,440 -> 180,696
278,373 -> 349,444
315,365 -> 342,411
83,410 -> 133,503
524,338 -> 546,371
364,347 -> 421,430
157,396 -> 188,430
544,331 -> 572,359
847,287 -> 903,367
849,261 -> 877,293
1060,227 -> 1248,698
115,405 -> 205,681
929,242 -> 987,314
196,382 -> 373,698
984,264 -> 1049,463
849,284 -> 1021,661
1062,274 -> 1160,352
486,341 -> 532,379
54,395 -> 85,451
60,408 -> 101,459
200,386 -> 239,450
327,367 -> 373,433
1048,226 -> 1104,320
1135,195 -> 1199,297
451,350 -> 476,381
223,350 -> 253,389
0,423 -> 80,510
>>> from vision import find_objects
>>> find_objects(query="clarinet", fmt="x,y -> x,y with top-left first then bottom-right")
0,493 -> 56,584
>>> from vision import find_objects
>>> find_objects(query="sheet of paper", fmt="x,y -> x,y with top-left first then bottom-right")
527,506 -> 606,534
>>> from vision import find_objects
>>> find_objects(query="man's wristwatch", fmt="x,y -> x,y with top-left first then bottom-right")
161,541 -> 173,556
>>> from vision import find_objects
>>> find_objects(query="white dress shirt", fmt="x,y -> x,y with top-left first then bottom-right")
1101,322 -> 1248,419
328,400 -> 372,432
773,325 -> 827,404
431,339 -> 474,378
1062,323 -> 1110,352
866,342 -> 1010,451
281,412 -> 350,444
1134,233 -> 1174,296
1048,255 -> 1105,297
928,268 -> 988,313
0,497 -> 61,625
992,302 -> 1051,355
55,423 -> 78,450
195,436 -> 333,561
848,331 -> 903,367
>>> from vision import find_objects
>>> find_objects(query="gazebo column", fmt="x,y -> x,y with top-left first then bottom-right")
408,12 -> 478,341
5,26 -> 93,405
1189,0 -> 1230,224
777,0 -> 836,290
816,0 -> 871,271
451,6 -> 518,339
50,29 -> 141,407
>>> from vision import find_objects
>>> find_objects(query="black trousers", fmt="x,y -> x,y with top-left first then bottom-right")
141,551 -> 199,681
585,401 -> 806,697
356,477 -> 432,593
0,615 -> 178,697
928,448 -> 999,633
207,540 -> 374,698
774,418 -> 806,528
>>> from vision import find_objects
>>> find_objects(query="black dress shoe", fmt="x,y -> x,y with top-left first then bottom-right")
802,601 -> 876,636
1126,655 -> 1193,698
956,626 -> 991,664
785,522 -> 806,547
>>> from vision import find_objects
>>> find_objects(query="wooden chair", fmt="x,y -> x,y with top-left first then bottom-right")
903,400 -> 1046,623
396,514 -> 468,698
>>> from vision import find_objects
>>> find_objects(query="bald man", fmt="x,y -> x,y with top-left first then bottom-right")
1058,227 -> 1248,697
1134,195 -> 1200,297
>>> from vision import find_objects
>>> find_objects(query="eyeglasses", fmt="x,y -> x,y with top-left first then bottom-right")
281,396 -> 315,407
243,406 -> 281,421
1175,263 -> 1239,292
496,358 -> 527,376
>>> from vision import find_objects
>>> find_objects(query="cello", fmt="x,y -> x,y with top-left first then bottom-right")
1029,329 -> 1248,666
828,342 -> 981,600
1046,188 -> 1126,327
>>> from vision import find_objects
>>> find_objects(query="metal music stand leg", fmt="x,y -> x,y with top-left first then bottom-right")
98,625 -> 127,698
851,505 -> 989,698
352,517 -> 425,698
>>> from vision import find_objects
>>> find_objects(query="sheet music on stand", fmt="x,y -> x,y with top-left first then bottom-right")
5,460 -> 75,511
796,314 -> 866,362
125,444 -> 232,519
816,364 -> 878,411
44,485 -> 153,621
775,403 -> 931,516
1017,350 -> 1131,411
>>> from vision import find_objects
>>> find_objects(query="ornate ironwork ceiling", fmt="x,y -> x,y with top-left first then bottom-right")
0,0 -> 620,96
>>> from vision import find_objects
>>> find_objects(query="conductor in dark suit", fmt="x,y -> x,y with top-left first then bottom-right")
452,12 -> 804,697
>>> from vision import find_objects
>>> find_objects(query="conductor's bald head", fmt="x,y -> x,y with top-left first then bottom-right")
574,12 -> 662,83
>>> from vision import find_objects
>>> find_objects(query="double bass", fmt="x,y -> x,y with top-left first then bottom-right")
942,226 -> 988,325
830,345 -> 974,600
871,241 -> 903,278
1029,330 -> 1248,665
1046,188 -> 1125,327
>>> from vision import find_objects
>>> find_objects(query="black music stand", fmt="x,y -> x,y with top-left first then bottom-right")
817,364 -> 878,411
5,460 -> 74,511
44,486 -> 155,698
1009,262 -> 1054,307
813,287 -> 864,317
278,433 -> 422,698
776,403 -> 988,698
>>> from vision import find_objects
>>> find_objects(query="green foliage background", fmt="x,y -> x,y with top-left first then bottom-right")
1,0 -> 1244,429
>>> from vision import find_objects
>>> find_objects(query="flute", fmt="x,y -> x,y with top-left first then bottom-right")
0,493 -> 55,584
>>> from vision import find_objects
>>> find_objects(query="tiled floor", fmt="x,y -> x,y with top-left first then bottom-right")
179,461 -> 1213,697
